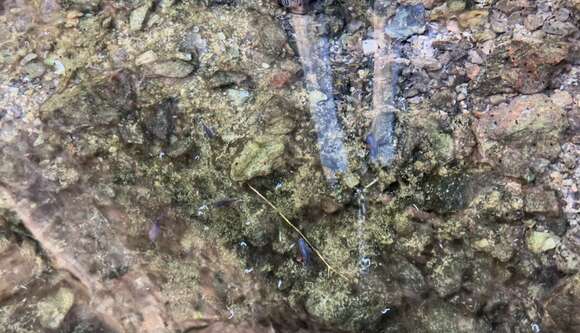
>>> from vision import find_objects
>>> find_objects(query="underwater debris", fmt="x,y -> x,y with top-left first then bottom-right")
368,112 -> 397,166
291,14 -> 349,180
367,2 -> 400,167
367,3 -> 425,167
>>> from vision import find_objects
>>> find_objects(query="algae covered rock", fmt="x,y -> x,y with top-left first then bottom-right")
149,60 -> 197,78
0,239 -> 44,302
474,39 -> 569,95
301,275 -> 402,332
426,251 -> 467,297
422,172 -> 471,214
129,1 -> 152,32
474,94 -> 568,179
471,224 -> 518,262
40,70 -> 136,134
412,301 -> 491,332
468,179 -> 524,221
36,287 -> 75,330
230,136 -> 285,181
142,98 -> 177,142
524,187 -> 561,216
544,274 -> 580,332
527,231 -> 560,253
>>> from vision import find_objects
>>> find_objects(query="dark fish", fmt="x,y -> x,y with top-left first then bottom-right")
202,122 -> 216,139
148,220 -> 161,242
212,198 -> 240,208
279,0 -> 310,14
298,238 -> 312,266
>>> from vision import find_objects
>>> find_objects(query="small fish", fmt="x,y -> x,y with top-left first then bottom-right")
212,198 -> 241,208
297,238 -> 312,266
366,132 -> 378,160
148,220 -> 161,242
202,122 -> 216,139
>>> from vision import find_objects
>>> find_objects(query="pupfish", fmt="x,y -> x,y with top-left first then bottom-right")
148,220 -> 161,242
202,122 -> 216,139
212,198 -> 241,208
297,238 -> 312,266
279,0 -> 311,14
366,132 -> 378,161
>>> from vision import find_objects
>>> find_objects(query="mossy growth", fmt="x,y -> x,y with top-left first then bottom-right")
36,287 -> 75,330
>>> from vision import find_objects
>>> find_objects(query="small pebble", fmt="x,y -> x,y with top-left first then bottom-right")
150,60 -> 195,78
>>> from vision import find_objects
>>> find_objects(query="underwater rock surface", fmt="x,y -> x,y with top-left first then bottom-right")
0,0 -> 578,332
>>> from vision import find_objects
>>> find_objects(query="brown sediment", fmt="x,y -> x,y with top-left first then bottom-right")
0,186 -> 176,332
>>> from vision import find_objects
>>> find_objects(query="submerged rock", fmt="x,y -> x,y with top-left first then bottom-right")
385,4 -> 426,40
474,94 -> 568,179
412,301 -> 491,332
40,70 -> 136,134
474,40 -> 569,95
369,112 -> 397,166
458,10 -> 489,28
130,1 -> 153,32
524,187 -> 561,216
230,137 -> 285,182
23,62 -> 46,79
207,71 -> 251,89
291,14 -> 349,179
527,231 -> 560,253
143,98 -> 177,142
544,274 -> 580,332
469,180 -> 524,221
63,0 -> 101,11
149,60 -> 196,78
0,240 -> 44,302
36,287 -> 75,330
427,251 -> 467,297
556,226 -> 580,273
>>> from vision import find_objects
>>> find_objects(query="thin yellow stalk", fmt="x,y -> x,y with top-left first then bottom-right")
248,185 -> 350,281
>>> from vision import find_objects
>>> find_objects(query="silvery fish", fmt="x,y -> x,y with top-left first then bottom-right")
148,220 -> 161,242
279,0 -> 310,14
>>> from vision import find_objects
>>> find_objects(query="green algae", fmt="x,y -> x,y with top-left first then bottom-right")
230,137 -> 286,182
1,0 -> 575,332
37,287 -> 75,330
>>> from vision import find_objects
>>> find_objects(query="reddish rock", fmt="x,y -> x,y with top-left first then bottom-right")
465,63 -> 481,80
473,94 -> 568,179
269,70 -> 295,89
474,40 -> 570,95
0,240 -> 44,302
